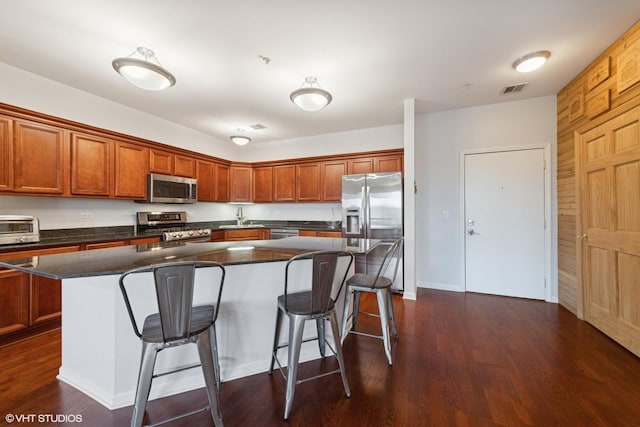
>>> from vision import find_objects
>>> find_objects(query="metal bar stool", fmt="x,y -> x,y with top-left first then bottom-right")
119,261 -> 226,427
341,238 -> 403,365
268,250 -> 354,420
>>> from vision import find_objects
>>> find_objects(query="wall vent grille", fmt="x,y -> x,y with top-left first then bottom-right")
500,83 -> 528,95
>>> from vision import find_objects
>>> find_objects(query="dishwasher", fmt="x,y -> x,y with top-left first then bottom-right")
270,228 -> 300,239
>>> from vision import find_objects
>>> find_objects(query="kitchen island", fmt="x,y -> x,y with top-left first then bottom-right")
0,237 -> 379,409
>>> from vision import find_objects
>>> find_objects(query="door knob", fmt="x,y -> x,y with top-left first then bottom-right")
577,234 -> 588,241
467,229 -> 479,236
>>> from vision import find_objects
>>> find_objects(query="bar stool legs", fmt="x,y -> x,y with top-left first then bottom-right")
341,286 -> 399,366
270,309 -> 351,420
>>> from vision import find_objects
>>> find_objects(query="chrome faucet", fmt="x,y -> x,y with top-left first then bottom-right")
236,207 -> 245,226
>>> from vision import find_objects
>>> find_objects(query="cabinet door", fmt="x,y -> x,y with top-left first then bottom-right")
253,166 -> 273,202
114,141 -> 148,199
210,230 -> 225,242
214,164 -> 230,202
317,231 -> 342,238
348,157 -> 374,174
129,236 -> 162,245
149,149 -> 174,175
0,269 -> 29,335
376,155 -> 403,173
71,133 -> 112,196
225,229 -> 261,241
14,120 -> 67,194
296,163 -> 321,201
274,165 -> 296,202
230,166 -> 252,202
30,275 -> 62,325
0,115 -> 13,191
259,229 -> 271,240
175,155 -> 196,178
84,241 -> 128,250
322,160 -> 347,201
197,160 -> 215,201
299,230 -> 317,237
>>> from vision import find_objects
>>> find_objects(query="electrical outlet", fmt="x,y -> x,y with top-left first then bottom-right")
80,212 -> 94,219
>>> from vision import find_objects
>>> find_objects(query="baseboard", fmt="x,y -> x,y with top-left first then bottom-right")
417,281 -> 464,292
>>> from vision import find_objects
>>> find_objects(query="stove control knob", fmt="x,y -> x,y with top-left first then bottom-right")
18,236 -> 27,243
188,231 -> 194,236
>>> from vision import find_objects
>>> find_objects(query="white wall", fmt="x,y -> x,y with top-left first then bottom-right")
414,96 -> 558,299
238,125 -> 403,162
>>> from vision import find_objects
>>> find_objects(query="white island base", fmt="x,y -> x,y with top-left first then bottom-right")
58,258 -> 352,410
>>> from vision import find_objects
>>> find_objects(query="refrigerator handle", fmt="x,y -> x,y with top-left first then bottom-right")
364,185 -> 370,238
360,185 -> 366,236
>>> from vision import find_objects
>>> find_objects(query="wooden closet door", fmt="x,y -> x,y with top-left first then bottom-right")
578,105 -> 640,357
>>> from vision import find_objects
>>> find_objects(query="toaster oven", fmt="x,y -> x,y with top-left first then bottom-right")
0,215 -> 40,245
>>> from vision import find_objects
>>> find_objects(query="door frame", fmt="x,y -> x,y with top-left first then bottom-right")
459,144 -> 553,302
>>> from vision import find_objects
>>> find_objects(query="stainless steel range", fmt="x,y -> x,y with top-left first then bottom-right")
136,211 -> 211,242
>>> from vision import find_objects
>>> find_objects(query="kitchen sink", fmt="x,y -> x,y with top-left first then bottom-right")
218,224 -> 266,229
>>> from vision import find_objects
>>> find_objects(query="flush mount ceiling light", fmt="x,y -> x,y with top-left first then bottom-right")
112,47 -> 176,91
512,50 -> 551,73
290,76 -> 333,112
230,135 -> 251,146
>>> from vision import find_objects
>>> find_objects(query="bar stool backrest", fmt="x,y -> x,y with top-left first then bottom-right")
119,261 -> 225,342
372,239 -> 404,287
285,251 -> 354,315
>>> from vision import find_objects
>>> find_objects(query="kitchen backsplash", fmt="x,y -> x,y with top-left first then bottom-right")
0,196 -> 341,230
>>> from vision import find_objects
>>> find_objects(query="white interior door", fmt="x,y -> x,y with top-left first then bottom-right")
464,149 -> 545,299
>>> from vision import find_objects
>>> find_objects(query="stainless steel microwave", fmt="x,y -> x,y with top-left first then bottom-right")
143,173 -> 197,204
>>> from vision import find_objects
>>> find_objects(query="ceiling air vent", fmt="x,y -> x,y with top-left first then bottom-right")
500,83 -> 528,95
250,123 -> 267,130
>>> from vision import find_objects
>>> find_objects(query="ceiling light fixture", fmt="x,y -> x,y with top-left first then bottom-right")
112,47 -> 176,91
512,50 -> 551,73
290,76 -> 333,112
230,135 -> 251,146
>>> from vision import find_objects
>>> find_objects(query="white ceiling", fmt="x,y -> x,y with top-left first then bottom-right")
1,1 -> 639,144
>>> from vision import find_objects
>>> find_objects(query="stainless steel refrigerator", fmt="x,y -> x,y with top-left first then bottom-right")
341,172 -> 403,291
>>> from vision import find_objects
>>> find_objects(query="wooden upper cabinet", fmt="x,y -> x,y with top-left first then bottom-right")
321,160 -> 347,201
214,163 -> 230,202
0,115 -> 13,191
348,157 -> 374,175
13,120 -> 67,194
114,141 -> 148,199
296,163 -> 321,201
230,166 -> 252,202
175,155 -> 196,178
196,160 -> 215,202
149,149 -> 174,175
274,165 -> 296,202
70,132 -> 112,196
376,155 -> 403,173
253,166 -> 273,202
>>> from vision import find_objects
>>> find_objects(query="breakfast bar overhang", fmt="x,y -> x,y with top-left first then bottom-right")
0,237 -> 381,409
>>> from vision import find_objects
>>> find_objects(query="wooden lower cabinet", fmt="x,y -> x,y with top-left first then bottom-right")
299,230 -> 342,238
84,241 -> 128,250
0,269 -> 29,336
30,275 -> 61,325
211,228 -> 270,241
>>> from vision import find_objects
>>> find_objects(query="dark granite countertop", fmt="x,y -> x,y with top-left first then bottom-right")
0,237 -> 378,279
0,221 -> 342,254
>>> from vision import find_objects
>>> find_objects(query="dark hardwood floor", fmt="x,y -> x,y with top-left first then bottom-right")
2,288 -> 640,426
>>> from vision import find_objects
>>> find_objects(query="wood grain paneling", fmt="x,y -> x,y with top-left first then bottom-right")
557,20 -> 640,317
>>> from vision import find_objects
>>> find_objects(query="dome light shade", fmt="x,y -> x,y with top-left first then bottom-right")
230,135 -> 251,146
290,77 -> 332,112
112,47 -> 176,91
512,50 -> 551,73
